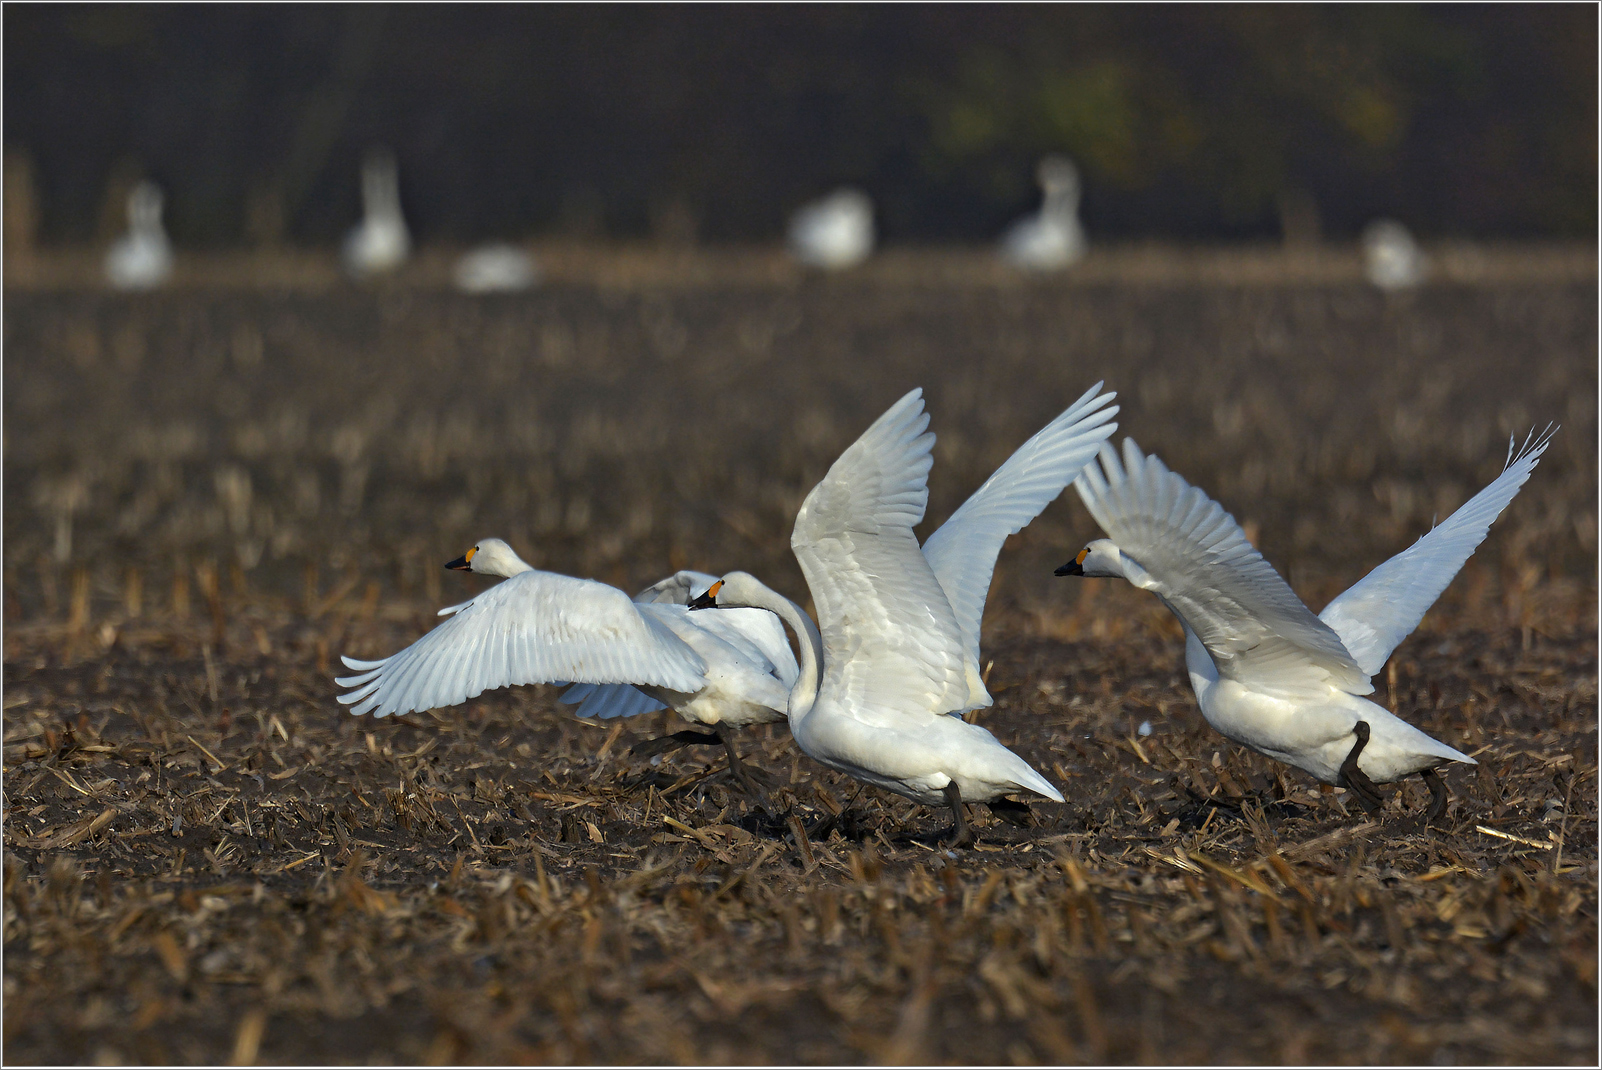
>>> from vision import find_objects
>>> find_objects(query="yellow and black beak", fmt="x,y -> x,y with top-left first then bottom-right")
445,546 -> 477,571
687,579 -> 723,610
1054,547 -> 1089,577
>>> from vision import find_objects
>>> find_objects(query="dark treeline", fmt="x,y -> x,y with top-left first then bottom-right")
5,5 -> 1595,247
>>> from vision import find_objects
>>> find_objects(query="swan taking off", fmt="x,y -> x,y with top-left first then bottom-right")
343,150 -> 411,279
334,543 -> 797,796
1000,155 -> 1087,271
1361,218 -> 1427,292
788,187 -> 874,270
690,382 -> 1119,845
454,243 -> 539,293
105,181 -> 174,290
1058,428 -> 1556,822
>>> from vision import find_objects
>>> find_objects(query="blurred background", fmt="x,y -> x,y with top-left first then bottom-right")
4,5 -> 1596,251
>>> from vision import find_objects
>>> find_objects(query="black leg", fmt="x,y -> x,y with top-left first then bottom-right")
942,781 -> 974,848
714,723 -> 767,805
1339,720 -> 1385,815
1421,767 -> 1449,826
988,796 -> 1034,828
631,729 -> 721,758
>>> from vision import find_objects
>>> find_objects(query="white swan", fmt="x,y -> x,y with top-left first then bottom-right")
1361,218 -> 1427,292
334,545 -> 797,795
343,151 -> 411,279
788,187 -> 874,270
105,181 -> 174,290
454,243 -> 539,293
1000,155 -> 1087,271
689,382 -> 1119,844
1058,429 -> 1556,821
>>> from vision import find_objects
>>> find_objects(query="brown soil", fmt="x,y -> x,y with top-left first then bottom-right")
4,256 -> 1597,1064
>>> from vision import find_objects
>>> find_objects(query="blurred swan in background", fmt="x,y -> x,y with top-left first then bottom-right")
104,181 -> 174,290
1059,428 -> 1556,822
1362,218 -> 1427,291
691,382 -> 1118,844
788,187 -> 874,270
454,243 -> 540,293
343,150 -> 411,279
1000,155 -> 1086,271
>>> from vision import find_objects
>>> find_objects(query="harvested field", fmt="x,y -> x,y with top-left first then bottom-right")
4,251 -> 1598,1064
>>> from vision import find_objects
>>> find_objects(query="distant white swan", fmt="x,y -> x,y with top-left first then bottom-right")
1059,429 -> 1556,821
1000,155 -> 1087,271
454,243 -> 539,293
1361,218 -> 1427,291
788,187 -> 874,270
105,181 -> 174,290
343,151 -> 410,279
690,383 -> 1118,844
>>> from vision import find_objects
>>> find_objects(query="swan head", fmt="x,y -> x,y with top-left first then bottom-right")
128,181 -> 165,230
444,537 -> 533,578
1055,538 -> 1125,579
1037,155 -> 1080,198
685,571 -> 763,611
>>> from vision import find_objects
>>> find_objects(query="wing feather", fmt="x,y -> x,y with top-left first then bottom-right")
335,570 -> 707,718
1075,438 -> 1372,701
1319,425 -> 1556,675
792,388 -> 972,721
922,382 -> 1118,696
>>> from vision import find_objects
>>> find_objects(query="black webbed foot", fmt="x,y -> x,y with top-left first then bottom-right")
631,730 -> 721,757
1339,720 -> 1385,815
987,796 -> 1035,829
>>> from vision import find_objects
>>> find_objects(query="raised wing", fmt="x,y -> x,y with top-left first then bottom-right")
1075,439 -> 1372,701
1319,425 -> 1557,676
792,388 -> 973,721
335,570 -> 707,718
922,381 -> 1118,691
633,570 -> 723,605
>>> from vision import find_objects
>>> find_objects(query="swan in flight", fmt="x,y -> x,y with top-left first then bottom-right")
105,181 -> 174,290
1000,155 -> 1087,271
335,545 -> 796,797
454,243 -> 540,292
343,150 -> 411,279
689,382 -> 1119,844
1058,429 -> 1556,821
788,187 -> 875,270
1361,218 -> 1427,292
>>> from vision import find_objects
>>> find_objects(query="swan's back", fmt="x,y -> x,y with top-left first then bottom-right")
792,388 -> 972,722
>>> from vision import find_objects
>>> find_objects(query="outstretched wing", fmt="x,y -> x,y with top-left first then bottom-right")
1319,425 -> 1557,676
922,381 -> 1118,695
1075,439 -> 1372,701
335,570 -> 706,718
792,388 -> 972,722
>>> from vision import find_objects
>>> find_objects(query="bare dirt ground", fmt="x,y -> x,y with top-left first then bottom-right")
4,251 -> 1597,1064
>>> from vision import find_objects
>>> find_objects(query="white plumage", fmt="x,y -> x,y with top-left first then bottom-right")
788,187 -> 875,270
1062,429 -> 1556,816
105,181 -> 174,290
343,151 -> 411,279
696,383 -> 1118,842
1361,218 -> 1427,292
454,243 -> 539,293
336,539 -> 706,718
1000,155 -> 1087,271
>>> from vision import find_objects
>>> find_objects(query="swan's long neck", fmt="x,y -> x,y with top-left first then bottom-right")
729,580 -> 823,722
